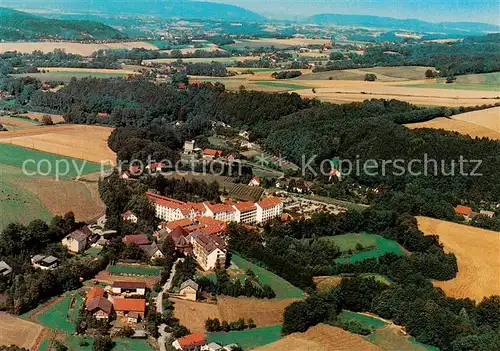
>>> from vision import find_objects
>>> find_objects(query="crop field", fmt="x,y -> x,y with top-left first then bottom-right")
367,326 -> 439,351
406,117 -> 500,140
402,72 -> 500,91
218,296 -> 300,327
207,324 -> 282,350
452,106 -> 500,133
225,38 -> 330,50
144,56 -> 259,64
225,183 -> 264,202
0,116 -> 40,130
171,299 -> 221,332
13,112 -> 66,123
231,254 -> 304,299
417,216 -> 500,301
0,41 -> 158,55
294,80 -> 500,107
95,270 -> 159,288
0,124 -> 116,164
252,81 -> 312,90
0,143 -> 104,177
254,324 -> 381,351
0,312 -> 46,350
297,66 -> 433,82
107,264 -> 161,276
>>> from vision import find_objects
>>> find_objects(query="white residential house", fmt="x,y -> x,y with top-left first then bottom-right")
62,230 -> 88,253
31,255 -> 59,270
0,261 -> 12,276
202,343 -> 223,351
178,279 -> 199,301
255,197 -> 283,223
140,243 -> 164,261
122,210 -> 138,223
248,176 -> 261,187
183,140 -> 195,154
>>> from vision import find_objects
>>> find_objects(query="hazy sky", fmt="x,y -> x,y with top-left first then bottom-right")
208,0 -> 500,24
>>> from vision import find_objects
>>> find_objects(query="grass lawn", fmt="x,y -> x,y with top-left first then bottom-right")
207,324 -> 282,350
333,234 -> 407,264
231,254 -> 304,299
65,336 -> 152,351
401,72 -> 500,91
36,291 -> 84,333
324,232 -> 378,252
84,246 -> 103,258
108,264 -> 161,276
0,165 -> 52,231
252,81 -> 311,90
338,311 -> 387,331
0,144 -> 103,177
38,339 -> 50,351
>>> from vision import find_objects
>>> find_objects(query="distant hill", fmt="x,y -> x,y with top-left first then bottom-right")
307,13 -> 500,35
0,7 -> 126,40
7,0 -> 266,22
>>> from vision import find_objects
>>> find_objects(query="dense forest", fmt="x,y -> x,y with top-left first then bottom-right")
0,7 -> 125,40
226,210 -> 499,350
314,34 -> 500,76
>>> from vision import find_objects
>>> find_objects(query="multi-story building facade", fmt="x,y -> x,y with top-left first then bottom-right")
187,230 -> 227,270
146,192 -> 282,224
256,197 -> 284,223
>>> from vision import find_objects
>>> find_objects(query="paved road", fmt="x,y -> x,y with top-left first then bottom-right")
157,258 -> 184,351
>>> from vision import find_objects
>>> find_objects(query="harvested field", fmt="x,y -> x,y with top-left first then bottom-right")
403,72 -> 500,91
297,66 -> 433,82
13,112 -> 65,123
95,271 -> 159,288
452,106 -> 500,133
254,324 -> 381,351
144,56 -> 259,64
14,177 -> 105,222
405,117 -> 500,140
417,216 -> 500,301
0,312 -> 45,350
0,124 -> 115,164
217,296 -> 300,326
0,116 -> 40,130
171,299 -> 221,332
0,41 -> 158,55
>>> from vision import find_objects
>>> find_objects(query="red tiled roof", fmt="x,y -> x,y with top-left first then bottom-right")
454,205 -> 472,216
86,286 -> 105,305
129,166 -> 141,174
200,223 -> 226,236
206,203 -> 235,214
171,226 -> 189,240
112,298 -> 146,313
147,162 -> 165,169
146,192 -> 187,209
203,148 -> 222,157
256,197 -> 281,209
250,176 -> 260,183
122,234 -> 150,246
233,201 -> 256,212
163,218 -> 194,231
112,281 -> 147,289
176,332 -> 206,348
86,296 -> 113,315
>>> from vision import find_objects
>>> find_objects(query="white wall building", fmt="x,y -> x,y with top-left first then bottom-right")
256,197 -> 284,223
